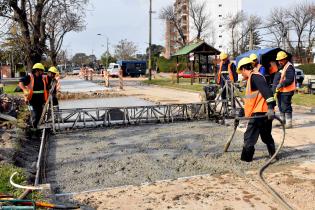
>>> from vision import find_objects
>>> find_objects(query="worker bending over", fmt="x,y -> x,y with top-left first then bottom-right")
216,52 -> 238,99
237,57 -> 276,162
272,51 -> 295,129
19,63 -> 48,127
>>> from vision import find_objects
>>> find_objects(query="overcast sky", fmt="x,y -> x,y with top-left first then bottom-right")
62,0 -> 314,59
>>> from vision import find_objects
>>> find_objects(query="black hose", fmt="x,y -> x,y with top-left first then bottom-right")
230,115 -> 293,210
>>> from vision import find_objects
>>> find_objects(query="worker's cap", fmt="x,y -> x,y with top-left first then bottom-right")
32,63 -> 45,71
219,52 -> 228,60
249,53 -> 258,62
276,51 -> 288,61
237,57 -> 253,74
48,66 -> 59,74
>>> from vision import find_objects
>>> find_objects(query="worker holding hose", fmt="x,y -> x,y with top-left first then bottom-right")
47,66 -> 61,110
237,57 -> 277,162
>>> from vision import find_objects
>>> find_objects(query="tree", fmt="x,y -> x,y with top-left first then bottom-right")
146,44 -> 164,57
189,0 -> 210,40
101,52 -> 116,67
0,0 -> 89,70
159,5 -> 187,46
238,15 -> 262,52
114,39 -> 138,60
225,11 -> 245,57
71,53 -> 89,66
46,1 -> 87,66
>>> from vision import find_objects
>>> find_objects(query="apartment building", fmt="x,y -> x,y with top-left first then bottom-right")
164,0 -> 190,59
164,0 -> 242,58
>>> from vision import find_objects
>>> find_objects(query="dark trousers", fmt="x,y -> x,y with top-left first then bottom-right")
242,113 -> 275,161
30,94 -> 45,127
277,92 -> 293,113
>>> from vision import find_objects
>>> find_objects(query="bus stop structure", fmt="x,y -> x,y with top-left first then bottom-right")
173,41 -> 220,84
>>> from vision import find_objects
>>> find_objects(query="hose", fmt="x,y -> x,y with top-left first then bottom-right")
224,114 -> 293,210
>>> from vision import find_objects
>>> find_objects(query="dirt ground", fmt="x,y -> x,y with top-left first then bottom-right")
54,76 -> 315,210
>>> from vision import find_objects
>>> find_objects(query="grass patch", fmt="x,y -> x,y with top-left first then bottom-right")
0,163 -> 27,197
297,63 -> 315,75
292,93 -> 315,107
3,84 -> 21,95
142,78 -> 207,92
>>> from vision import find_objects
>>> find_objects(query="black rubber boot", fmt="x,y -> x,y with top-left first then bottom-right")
266,144 -> 276,158
241,146 -> 255,162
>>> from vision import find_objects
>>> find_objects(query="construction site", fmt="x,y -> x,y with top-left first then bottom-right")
1,72 -> 314,210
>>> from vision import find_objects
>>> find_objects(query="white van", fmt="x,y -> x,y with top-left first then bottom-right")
107,63 -> 120,77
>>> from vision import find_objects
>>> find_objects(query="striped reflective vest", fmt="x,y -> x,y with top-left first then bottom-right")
217,61 -> 234,84
244,72 -> 268,117
279,62 -> 296,93
26,73 -> 48,102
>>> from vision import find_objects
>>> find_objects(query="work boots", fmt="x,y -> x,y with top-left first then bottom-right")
285,112 -> 293,129
241,146 -> 255,162
266,144 -> 276,158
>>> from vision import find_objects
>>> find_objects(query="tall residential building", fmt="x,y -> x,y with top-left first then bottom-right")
164,0 -> 242,58
164,0 -> 190,58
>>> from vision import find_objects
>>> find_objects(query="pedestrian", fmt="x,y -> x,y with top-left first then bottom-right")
237,57 -> 276,162
19,63 -> 48,127
216,52 -> 238,100
272,51 -> 295,129
249,53 -> 266,76
47,66 -> 61,110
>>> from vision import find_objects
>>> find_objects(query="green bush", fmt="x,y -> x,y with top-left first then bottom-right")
297,63 -> 315,75
157,56 -> 188,73
0,163 -> 27,196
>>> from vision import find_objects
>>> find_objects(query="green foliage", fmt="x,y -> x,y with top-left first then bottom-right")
297,63 -> 315,75
3,84 -> 19,94
100,53 -> 117,68
0,163 -> 27,197
157,56 -> 188,73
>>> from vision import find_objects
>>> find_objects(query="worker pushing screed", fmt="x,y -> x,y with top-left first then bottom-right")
235,57 -> 277,162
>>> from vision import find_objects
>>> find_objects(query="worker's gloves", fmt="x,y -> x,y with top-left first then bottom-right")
238,108 -> 245,118
267,109 -> 275,120
276,84 -> 282,90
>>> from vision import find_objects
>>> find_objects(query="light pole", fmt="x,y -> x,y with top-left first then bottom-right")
97,33 -> 110,69
148,0 -> 152,80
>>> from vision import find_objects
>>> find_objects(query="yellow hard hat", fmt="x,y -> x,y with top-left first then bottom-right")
48,66 -> 59,74
249,53 -> 258,61
237,57 -> 252,73
32,63 -> 45,70
276,51 -> 288,61
219,52 -> 228,60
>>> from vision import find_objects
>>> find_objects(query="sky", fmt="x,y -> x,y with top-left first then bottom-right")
62,0 -> 314,59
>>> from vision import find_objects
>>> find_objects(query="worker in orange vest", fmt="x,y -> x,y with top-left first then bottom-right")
237,57 -> 276,162
272,51 -> 295,129
216,52 -> 237,99
19,63 -> 48,127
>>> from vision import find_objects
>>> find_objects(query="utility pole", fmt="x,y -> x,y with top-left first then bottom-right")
106,37 -> 109,69
148,0 -> 152,80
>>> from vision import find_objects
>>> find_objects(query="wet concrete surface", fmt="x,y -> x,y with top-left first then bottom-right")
59,97 -> 154,109
60,79 -> 110,93
45,121 -> 305,194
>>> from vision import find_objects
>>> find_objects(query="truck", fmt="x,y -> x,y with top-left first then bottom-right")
116,60 -> 146,77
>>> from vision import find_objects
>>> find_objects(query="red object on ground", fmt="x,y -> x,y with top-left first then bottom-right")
178,70 -> 198,78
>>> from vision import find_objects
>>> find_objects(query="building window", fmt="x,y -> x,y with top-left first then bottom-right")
219,35 -> 222,38
219,45 -> 222,48
219,14 -> 222,17
219,4 -> 222,7
219,25 -> 222,27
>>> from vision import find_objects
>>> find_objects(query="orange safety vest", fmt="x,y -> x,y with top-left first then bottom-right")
279,62 -> 296,93
217,61 -> 234,84
26,73 -> 48,102
244,72 -> 268,117
269,61 -> 278,75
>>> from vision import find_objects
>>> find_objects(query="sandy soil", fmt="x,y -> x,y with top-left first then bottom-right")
53,76 -> 315,209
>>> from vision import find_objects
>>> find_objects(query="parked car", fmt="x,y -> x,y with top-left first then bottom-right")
178,70 -> 198,78
295,68 -> 305,87
72,67 -> 81,75
107,63 -> 121,77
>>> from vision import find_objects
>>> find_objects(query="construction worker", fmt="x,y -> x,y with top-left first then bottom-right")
250,54 -> 266,76
237,57 -> 276,162
273,51 -> 295,129
216,52 -> 238,99
19,63 -> 48,127
47,66 -> 61,109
